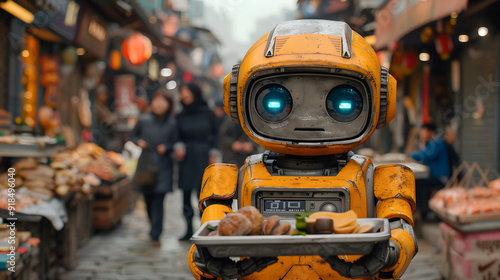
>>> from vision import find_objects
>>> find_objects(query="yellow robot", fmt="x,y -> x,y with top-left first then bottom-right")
188,20 -> 417,280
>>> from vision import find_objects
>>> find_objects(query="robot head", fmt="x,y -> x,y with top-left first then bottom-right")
223,20 -> 396,156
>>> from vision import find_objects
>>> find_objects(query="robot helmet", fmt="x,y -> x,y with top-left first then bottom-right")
223,20 -> 396,156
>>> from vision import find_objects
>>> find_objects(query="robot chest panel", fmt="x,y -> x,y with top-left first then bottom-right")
239,163 -> 369,219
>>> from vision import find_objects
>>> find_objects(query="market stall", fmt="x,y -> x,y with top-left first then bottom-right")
0,142 -> 132,279
430,162 -> 500,279
52,143 -> 133,231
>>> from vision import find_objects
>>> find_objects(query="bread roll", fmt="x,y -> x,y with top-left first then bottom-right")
218,213 -> 253,236
236,206 -> 264,235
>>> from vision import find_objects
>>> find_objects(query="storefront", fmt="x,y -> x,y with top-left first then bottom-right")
456,5 -> 500,174
373,1 -> 500,279
0,2 -> 135,279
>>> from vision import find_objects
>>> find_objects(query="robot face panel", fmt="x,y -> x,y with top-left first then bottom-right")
222,20 -> 397,155
245,72 -> 372,143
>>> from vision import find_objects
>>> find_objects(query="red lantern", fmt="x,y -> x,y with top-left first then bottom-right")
435,34 -> 453,60
183,71 -> 193,83
211,63 -> 224,78
402,53 -> 417,73
121,33 -> 153,65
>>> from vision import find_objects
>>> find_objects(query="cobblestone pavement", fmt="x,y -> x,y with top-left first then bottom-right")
61,190 -> 443,280
402,227 -> 443,280
60,189 -> 198,280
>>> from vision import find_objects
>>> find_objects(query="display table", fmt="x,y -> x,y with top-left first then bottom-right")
92,177 -> 131,230
0,211 -> 57,280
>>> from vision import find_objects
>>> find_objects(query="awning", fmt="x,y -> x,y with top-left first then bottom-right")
374,0 -> 468,49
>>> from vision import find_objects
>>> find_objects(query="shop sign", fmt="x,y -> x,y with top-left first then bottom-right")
375,0 -> 468,49
114,75 -> 137,116
148,58 -> 159,81
34,0 -> 81,41
74,3 -> 109,59
88,18 -> 106,42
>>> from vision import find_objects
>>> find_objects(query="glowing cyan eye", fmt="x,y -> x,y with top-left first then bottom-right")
255,84 -> 292,122
326,85 -> 363,122
338,102 -> 352,110
267,100 -> 281,109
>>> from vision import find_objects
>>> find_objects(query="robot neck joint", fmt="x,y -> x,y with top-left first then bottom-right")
262,151 -> 354,176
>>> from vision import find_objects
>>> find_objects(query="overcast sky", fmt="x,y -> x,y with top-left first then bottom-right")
200,0 -> 297,73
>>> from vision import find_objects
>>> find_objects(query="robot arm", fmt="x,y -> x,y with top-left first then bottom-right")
374,164 -> 418,279
197,163 -> 238,225
322,164 -> 417,279
188,163 -> 278,279
189,163 -> 238,279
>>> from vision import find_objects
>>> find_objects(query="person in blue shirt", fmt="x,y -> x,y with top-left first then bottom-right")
409,122 -> 452,220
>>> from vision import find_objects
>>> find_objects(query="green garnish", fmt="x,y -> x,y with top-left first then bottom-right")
294,211 -> 311,234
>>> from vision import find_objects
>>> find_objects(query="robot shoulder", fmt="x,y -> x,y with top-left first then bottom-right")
374,164 -> 416,211
199,163 -> 239,211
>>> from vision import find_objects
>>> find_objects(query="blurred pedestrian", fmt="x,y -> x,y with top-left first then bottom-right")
176,82 -> 219,241
409,122 -> 451,220
131,89 -> 178,247
219,116 -> 256,166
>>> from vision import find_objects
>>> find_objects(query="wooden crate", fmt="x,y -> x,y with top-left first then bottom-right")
92,178 -> 131,230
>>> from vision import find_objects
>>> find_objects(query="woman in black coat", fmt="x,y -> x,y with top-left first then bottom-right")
131,89 -> 178,246
176,82 -> 219,241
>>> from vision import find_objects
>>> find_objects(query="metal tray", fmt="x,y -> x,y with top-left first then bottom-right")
190,218 -> 390,258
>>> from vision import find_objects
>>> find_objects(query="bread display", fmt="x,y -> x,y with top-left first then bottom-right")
207,207 -> 375,237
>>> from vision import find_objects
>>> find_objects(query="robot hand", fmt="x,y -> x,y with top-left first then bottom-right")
192,246 -> 278,279
319,240 -> 400,278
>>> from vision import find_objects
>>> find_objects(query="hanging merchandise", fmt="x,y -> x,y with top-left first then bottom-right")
121,33 -> 152,65
38,105 -> 61,138
21,34 -> 39,128
109,49 -> 121,70
40,55 -> 61,108
390,51 -> 416,80
445,20 -> 456,35
435,33 -> 453,60
78,89 -> 92,128
420,26 -> 434,43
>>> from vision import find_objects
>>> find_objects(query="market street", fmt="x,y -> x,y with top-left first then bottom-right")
60,189 -> 196,280
60,189 -> 442,280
